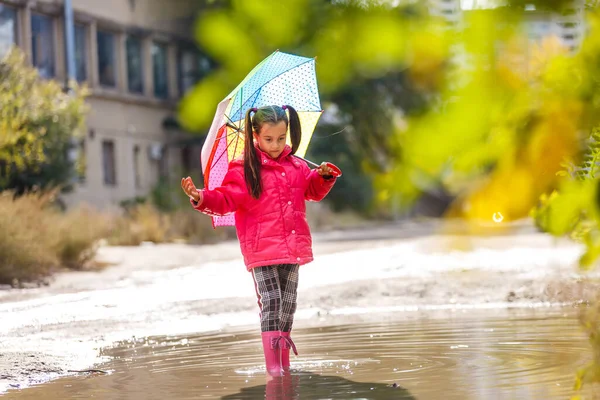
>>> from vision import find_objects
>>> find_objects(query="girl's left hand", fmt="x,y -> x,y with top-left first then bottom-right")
316,162 -> 333,176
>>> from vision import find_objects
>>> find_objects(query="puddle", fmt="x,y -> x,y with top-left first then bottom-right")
2,308 -> 591,399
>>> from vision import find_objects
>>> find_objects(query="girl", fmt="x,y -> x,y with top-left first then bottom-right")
181,105 -> 339,376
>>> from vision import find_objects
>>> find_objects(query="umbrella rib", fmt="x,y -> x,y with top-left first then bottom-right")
210,130 -> 244,171
232,125 -> 241,160
224,113 -> 242,132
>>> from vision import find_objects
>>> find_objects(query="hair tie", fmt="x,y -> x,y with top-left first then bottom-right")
251,107 -> 258,112
282,105 -> 288,110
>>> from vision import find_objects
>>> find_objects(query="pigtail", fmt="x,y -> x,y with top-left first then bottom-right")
243,108 -> 262,199
285,105 -> 302,154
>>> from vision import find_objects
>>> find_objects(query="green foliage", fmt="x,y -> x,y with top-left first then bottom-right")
525,10 -> 600,394
119,196 -> 148,212
150,178 -> 192,212
531,128 -> 600,272
0,48 -> 88,194
180,0 -> 434,215
179,3 -> 600,392
307,123 -> 374,213
560,128 -> 600,181
529,9 -> 600,263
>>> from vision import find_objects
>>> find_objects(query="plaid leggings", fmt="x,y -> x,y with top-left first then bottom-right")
252,264 -> 299,332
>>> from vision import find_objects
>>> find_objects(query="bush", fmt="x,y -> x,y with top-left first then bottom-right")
168,207 -> 236,244
108,203 -> 171,246
52,205 -> 112,269
108,200 -> 234,246
0,191 -> 58,284
0,188 -> 236,284
0,191 -> 109,284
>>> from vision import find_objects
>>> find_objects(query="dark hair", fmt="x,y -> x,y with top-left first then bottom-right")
243,105 -> 302,199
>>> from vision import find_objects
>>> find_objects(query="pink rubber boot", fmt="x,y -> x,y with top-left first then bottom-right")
279,331 -> 298,371
261,331 -> 283,376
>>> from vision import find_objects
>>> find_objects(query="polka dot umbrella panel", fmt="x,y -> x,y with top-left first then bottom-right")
201,51 -> 323,227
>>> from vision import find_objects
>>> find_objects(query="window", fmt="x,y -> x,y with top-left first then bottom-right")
0,5 -> 17,58
102,140 -> 116,185
126,36 -> 144,93
133,145 -> 141,188
97,30 -> 116,87
74,24 -> 87,82
159,150 -> 168,179
178,48 -> 214,95
152,42 -> 168,99
31,14 -> 54,78
181,145 -> 192,172
77,139 -> 86,183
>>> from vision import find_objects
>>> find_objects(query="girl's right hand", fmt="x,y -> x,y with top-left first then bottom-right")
181,176 -> 200,202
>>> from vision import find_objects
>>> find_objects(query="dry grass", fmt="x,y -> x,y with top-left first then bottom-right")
0,191 -> 58,284
0,191 -> 344,285
107,203 -> 233,246
0,192 -> 185,284
51,205 -> 112,270
0,191 -> 112,284
108,203 -> 171,246
167,207 -> 236,244
306,202 -> 366,231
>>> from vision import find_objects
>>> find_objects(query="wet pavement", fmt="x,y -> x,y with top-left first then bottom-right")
0,223 -> 596,398
2,308 -> 591,399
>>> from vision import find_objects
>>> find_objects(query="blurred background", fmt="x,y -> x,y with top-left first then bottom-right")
3,0 -> 600,270
4,0 -> 600,396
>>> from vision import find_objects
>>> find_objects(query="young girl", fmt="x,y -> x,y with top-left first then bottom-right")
181,105 -> 339,376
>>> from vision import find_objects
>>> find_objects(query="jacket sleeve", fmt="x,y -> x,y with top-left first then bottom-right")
305,168 -> 337,202
191,167 -> 248,216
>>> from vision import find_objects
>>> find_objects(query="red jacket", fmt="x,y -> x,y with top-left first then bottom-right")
192,145 -> 337,270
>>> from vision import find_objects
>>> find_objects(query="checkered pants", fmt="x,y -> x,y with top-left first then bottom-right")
252,264 -> 299,332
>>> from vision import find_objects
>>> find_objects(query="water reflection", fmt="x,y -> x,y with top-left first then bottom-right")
222,372 -> 416,399
2,309 -> 592,400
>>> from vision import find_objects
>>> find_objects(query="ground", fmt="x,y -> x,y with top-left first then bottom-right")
0,219 -> 596,393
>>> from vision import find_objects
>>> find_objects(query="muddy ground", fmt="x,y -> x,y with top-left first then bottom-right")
0,220 -> 597,394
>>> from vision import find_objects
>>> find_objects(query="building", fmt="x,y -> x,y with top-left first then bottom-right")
428,0 -> 585,51
523,1 -> 585,53
425,0 -> 585,87
428,0 -> 461,26
0,0 -> 210,209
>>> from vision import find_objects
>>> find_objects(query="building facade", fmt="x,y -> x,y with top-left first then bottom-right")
0,0 -> 208,209
428,0 -> 585,51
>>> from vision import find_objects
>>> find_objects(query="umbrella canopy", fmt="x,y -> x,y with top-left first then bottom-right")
201,51 -> 322,227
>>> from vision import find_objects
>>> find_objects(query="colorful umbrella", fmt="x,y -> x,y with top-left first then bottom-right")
201,50 -> 323,227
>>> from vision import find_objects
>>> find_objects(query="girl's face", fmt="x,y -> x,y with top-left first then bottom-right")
255,121 -> 288,159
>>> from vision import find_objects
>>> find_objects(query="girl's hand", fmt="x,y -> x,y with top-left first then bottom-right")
316,162 -> 334,176
181,176 -> 200,202
317,162 -> 334,176
315,162 -> 342,178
